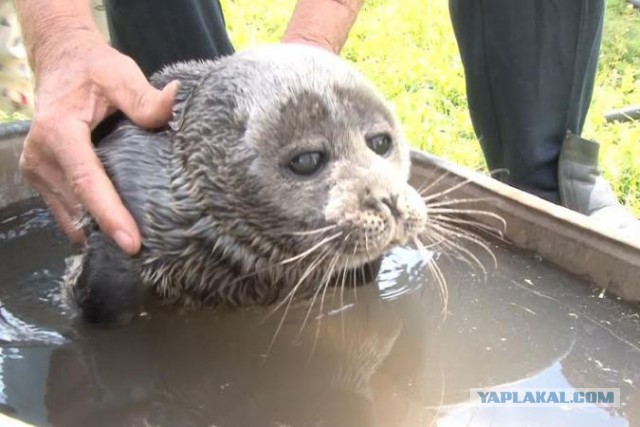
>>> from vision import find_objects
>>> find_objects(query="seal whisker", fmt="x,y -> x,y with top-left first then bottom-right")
265,249 -> 333,353
426,369 -> 448,427
270,249 -> 331,318
338,268 -> 349,344
298,253 -> 340,337
423,205 -> 504,274
429,260 -> 449,317
427,208 -> 507,228
421,229 -> 486,275
279,232 -> 343,265
306,253 -> 341,362
431,219 -> 498,266
413,236 -> 449,315
418,171 -> 452,197
422,177 -> 472,202
330,232 -> 353,344
425,225 -> 487,269
351,241 -> 360,304
426,197 -> 497,208
317,254 -> 340,322
427,222 -> 497,278
330,232 -> 352,302
285,224 -> 338,237
431,214 -> 505,241
419,238 -> 448,250
364,233 -> 371,259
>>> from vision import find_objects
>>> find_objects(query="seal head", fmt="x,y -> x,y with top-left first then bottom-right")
65,44 -> 427,324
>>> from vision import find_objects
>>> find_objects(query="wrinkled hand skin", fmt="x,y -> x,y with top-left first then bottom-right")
19,31 -> 178,255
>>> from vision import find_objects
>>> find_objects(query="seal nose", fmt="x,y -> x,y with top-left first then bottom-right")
381,193 -> 401,218
362,186 -> 402,218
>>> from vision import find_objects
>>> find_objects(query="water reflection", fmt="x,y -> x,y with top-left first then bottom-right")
1,201 -> 640,426
377,246 -> 430,301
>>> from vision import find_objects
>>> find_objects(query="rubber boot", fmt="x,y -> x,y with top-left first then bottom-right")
559,133 -> 640,238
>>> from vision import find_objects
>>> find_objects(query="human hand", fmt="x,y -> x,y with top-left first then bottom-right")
281,0 -> 364,54
20,31 -> 178,255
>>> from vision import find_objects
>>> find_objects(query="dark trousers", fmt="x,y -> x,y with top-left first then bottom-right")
104,0 -> 605,203
103,0 -> 234,76
449,0 -> 605,203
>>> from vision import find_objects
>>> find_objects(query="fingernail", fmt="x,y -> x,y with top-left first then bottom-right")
114,230 -> 135,254
166,80 -> 180,92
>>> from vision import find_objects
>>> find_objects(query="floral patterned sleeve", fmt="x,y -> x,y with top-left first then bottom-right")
0,0 -> 34,117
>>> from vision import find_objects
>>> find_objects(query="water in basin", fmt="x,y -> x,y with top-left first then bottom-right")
0,199 -> 639,427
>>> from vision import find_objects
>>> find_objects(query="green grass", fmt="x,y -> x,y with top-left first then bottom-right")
0,110 -> 29,124
589,1 -> 640,212
222,0 -> 640,215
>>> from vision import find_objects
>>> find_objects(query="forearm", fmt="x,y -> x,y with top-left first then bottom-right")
15,0 -> 102,74
282,0 -> 364,54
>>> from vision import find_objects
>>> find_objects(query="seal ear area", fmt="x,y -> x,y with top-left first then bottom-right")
148,60 -> 218,132
167,82 -> 196,133
69,232 -> 143,327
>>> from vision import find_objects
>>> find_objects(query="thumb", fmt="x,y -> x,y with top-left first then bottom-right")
57,120 -> 142,254
108,69 -> 179,130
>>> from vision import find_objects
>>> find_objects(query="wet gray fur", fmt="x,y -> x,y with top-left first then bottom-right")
64,44 -> 427,325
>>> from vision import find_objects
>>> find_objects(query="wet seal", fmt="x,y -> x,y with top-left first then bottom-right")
62,44 -> 428,326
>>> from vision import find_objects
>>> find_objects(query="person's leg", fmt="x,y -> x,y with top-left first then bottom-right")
448,0 -> 604,204
449,0 -> 640,235
103,0 -> 235,76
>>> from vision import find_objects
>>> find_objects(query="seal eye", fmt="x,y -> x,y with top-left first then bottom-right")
289,151 -> 325,176
366,133 -> 392,156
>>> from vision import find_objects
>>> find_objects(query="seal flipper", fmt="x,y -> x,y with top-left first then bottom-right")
71,232 -> 142,326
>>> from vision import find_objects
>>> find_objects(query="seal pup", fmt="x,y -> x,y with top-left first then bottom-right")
63,44 -> 428,325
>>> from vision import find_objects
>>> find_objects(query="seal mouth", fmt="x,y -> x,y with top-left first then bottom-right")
274,222 -> 389,272
336,226 -> 395,264
284,201 -> 425,273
